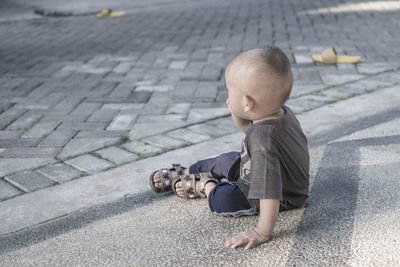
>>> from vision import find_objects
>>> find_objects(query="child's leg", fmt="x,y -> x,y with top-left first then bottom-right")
207,182 -> 256,216
189,151 -> 241,179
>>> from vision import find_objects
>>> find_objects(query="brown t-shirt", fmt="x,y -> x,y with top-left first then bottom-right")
231,105 -> 309,211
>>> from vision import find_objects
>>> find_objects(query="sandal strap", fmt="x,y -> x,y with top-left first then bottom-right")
156,163 -> 186,192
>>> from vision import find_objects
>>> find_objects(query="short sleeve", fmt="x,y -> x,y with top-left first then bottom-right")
247,148 -> 282,200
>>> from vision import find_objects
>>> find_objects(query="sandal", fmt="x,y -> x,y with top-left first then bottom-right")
312,47 -> 361,64
149,163 -> 187,193
172,172 -> 219,199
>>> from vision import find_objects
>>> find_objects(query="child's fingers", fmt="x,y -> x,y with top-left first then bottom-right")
245,240 -> 257,250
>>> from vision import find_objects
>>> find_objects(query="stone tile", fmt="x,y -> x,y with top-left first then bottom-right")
143,135 -> 187,149
0,138 -> 41,148
39,129 -> 77,147
129,121 -> 187,139
357,62 -> 395,74
106,114 -> 137,131
294,53 -> 314,64
21,121 -> 60,138
320,73 -> 365,85
0,179 -> 22,201
37,163 -> 83,183
137,114 -> 185,123
0,147 -> 60,158
65,154 -> 115,175
121,140 -> 164,156
94,146 -> 139,164
206,117 -> 238,131
0,130 -> 23,139
167,128 -> 211,143
87,109 -> 118,122
75,130 -> 127,139
57,137 -> 119,160
169,60 -> 188,70
167,103 -> 191,114
102,103 -> 145,111
135,85 -> 174,92
57,122 -> 107,131
5,170 -> 56,192
188,123 -> 235,137
0,158 -> 56,177
285,98 -> 324,113
6,113 -> 42,130
290,84 -> 325,98
186,107 -> 230,123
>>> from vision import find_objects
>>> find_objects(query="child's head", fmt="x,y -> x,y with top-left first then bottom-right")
225,47 -> 293,121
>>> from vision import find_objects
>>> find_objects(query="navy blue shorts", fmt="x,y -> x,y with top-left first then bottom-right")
189,151 -> 257,217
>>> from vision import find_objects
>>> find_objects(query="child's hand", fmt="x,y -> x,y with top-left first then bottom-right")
225,227 -> 269,250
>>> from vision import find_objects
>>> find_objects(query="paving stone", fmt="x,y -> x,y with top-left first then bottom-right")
21,121 -> 60,138
75,130 -> 127,139
70,102 -> 101,116
0,138 -> 41,148
137,114 -> 185,123
320,73 -> 365,85
0,147 -> 60,158
37,163 -> 83,183
205,117 -> 238,131
94,146 -> 139,164
87,109 -> 118,122
188,123 -> 235,137
186,107 -> 230,123
0,179 -> 22,201
298,94 -> 337,104
40,114 -> 89,122
106,114 -> 138,131
167,128 -> 211,143
167,103 -> 191,114
142,135 -> 187,149
6,113 -> 42,130
4,170 -> 56,192
57,122 -> 107,131
109,83 -> 134,98
58,137 -> 119,160
0,130 -> 22,139
0,158 -> 56,176
357,62 -> 395,74
294,53 -> 314,64
0,107 -> 27,130
286,98 -> 324,113
135,85 -> 174,92
290,84 -> 325,98
169,60 -> 188,70
65,154 -> 114,175
39,129 -> 77,147
102,103 -> 145,111
121,140 -> 164,156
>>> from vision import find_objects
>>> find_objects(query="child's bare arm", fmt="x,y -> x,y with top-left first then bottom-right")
225,199 -> 280,250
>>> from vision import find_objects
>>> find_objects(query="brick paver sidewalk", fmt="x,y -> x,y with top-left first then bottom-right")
1,0 -> 400,201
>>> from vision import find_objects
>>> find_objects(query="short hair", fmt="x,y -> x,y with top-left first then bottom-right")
259,46 -> 293,104
261,46 -> 291,78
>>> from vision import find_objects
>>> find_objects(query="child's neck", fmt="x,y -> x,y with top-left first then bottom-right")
252,108 -> 284,124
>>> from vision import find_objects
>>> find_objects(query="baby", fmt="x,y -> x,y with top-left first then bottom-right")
150,47 -> 309,250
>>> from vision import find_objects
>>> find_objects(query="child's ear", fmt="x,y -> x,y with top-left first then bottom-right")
242,95 -> 254,112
